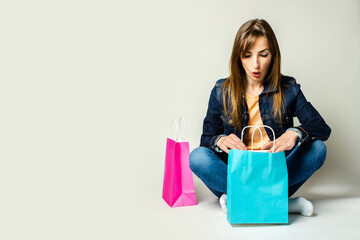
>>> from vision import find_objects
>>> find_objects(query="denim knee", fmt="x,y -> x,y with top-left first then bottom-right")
189,147 -> 212,175
311,140 -> 327,169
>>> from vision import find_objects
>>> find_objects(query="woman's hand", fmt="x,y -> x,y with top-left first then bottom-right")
217,134 -> 247,154
261,130 -> 298,152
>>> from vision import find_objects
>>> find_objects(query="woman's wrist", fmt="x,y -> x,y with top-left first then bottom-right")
216,136 -> 225,147
287,129 -> 299,140
214,134 -> 226,152
287,128 -> 302,146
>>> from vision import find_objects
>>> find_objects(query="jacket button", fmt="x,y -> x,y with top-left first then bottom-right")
229,120 -> 233,124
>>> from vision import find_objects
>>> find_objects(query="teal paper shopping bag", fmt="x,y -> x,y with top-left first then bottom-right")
227,125 -> 288,224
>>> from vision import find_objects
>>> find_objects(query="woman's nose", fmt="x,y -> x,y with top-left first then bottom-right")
253,56 -> 260,69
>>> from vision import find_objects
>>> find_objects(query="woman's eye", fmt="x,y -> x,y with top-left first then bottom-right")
260,54 -> 268,57
244,55 -> 251,58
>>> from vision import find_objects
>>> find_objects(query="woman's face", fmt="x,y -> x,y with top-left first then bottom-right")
241,36 -> 272,84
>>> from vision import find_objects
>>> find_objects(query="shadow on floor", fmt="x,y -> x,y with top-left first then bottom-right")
303,192 -> 360,201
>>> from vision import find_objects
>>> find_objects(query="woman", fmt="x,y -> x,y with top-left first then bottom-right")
189,19 -> 331,216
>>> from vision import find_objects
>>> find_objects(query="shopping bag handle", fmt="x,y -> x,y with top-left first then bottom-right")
178,117 -> 187,142
170,118 -> 178,141
170,117 -> 187,142
240,125 -> 276,152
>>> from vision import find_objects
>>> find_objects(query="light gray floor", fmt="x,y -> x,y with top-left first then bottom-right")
125,178 -> 360,240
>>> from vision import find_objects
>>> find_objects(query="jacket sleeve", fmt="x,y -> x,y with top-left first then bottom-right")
292,84 -> 331,145
200,84 -> 225,150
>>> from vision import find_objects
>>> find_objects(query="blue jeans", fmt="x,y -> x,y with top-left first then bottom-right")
189,140 -> 327,198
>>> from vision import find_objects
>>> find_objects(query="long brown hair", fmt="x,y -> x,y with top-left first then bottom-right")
223,19 -> 284,130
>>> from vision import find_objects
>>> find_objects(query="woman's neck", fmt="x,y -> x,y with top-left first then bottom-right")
246,81 -> 264,96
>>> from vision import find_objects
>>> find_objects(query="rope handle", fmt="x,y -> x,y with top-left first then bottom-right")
241,125 -> 276,152
170,117 -> 187,142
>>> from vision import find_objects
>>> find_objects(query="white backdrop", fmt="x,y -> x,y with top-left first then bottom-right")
1,0 -> 359,239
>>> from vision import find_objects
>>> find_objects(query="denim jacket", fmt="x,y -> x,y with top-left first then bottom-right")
200,75 -> 331,151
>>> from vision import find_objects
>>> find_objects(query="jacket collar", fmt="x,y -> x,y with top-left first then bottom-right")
261,80 -> 278,95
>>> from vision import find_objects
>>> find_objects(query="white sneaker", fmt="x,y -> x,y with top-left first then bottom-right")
219,193 -> 227,214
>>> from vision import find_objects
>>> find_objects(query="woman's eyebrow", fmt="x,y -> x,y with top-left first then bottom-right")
246,48 -> 269,53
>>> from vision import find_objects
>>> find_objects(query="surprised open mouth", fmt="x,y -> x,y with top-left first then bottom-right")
252,72 -> 260,78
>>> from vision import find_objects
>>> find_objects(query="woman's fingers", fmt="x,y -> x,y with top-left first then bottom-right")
226,143 -> 238,150
218,136 -> 233,153
268,140 -> 280,152
271,141 -> 291,152
218,134 -> 247,152
276,142 -> 293,152
261,141 -> 273,150
220,145 -> 229,154
220,133 -> 294,153
222,138 -> 238,150
229,134 -> 247,150
269,131 -> 297,153
275,147 -> 285,153
219,141 -> 236,153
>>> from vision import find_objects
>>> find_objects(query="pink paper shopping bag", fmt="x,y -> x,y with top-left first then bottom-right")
162,117 -> 197,207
